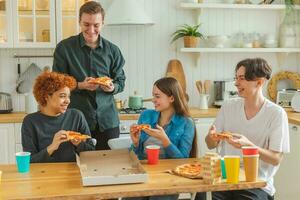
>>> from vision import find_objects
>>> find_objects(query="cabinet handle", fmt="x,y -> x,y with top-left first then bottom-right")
292,126 -> 298,132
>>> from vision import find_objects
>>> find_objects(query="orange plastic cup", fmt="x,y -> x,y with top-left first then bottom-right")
146,145 -> 160,165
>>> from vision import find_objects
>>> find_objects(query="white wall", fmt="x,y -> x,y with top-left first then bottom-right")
0,0 -> 299,111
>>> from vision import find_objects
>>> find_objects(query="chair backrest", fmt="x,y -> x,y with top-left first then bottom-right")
189,128 -> 198,158
108,137 -> 132,150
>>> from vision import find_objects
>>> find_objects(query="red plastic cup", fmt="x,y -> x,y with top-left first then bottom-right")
146,145 -> 160,165
242,146 -> 258,155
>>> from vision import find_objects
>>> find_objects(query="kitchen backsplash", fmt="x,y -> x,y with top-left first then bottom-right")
0,0 -> 299,112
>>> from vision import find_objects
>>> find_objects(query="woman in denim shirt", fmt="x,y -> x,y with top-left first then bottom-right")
131,77 -> 194,159
127,77 -> 195,200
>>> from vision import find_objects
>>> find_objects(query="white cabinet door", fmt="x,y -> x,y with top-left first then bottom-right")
0,123 -> 15,164
12,0 -> 56,48
274,124 -> 300,200
55,0 -> 90,43
194,118 -> 215,158
0,0 -> 13,47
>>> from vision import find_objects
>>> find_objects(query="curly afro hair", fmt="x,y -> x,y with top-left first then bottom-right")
33,71 -> 76,106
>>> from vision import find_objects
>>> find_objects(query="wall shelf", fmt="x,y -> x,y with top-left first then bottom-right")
180,3 -> 300,10
180,47 -> 300,53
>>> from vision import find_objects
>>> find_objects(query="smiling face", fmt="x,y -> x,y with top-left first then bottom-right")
235,66 -> 262,99
152,85 -> 174,112
79,13 -> 103,45
45,87 -> 71,115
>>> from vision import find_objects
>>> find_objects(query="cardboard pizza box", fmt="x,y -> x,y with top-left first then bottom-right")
76,149 -> 148,186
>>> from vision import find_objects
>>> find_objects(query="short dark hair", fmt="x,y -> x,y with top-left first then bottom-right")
154,77 -> 190,117
235,58 -> 272,81
79,1 -> 105,21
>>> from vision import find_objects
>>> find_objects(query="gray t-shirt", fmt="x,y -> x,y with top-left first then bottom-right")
22,108 -> 95,163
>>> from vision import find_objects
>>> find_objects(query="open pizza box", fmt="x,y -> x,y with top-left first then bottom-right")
76,149 -> 148,186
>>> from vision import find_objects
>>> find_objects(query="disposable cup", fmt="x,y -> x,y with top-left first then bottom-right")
15,152 -> 31,173
243,155 -> 259,182
224,155 -> 240,184
220,158 -> 227,179
146,145 -> 160,165
242,146 -> 258,156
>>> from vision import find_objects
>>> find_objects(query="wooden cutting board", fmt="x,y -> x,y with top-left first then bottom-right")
166,59 -> 189,101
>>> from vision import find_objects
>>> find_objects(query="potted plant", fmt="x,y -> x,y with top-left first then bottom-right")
171,23 -> 204,48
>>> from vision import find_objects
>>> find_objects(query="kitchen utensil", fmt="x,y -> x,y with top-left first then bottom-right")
128,91 -> 152,109
0,92 -> 13,113
196,80 -> 203,94
16,63 -> 42,94
166,59 -> 189,101
204,80 -> 211,94
115,99 -> 127,110
199,94 -> 209,110
291,90 -> 300,112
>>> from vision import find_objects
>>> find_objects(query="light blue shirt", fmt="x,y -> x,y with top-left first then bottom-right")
131,109 -> 195,160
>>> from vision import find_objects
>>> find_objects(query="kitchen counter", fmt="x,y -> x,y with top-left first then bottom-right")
1,107 -> 300,125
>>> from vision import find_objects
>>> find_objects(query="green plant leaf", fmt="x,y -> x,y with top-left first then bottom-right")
171,23 -> 204,43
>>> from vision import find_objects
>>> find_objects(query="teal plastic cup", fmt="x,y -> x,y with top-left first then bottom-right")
221,158 -> 227,179
15,152 -> 31,173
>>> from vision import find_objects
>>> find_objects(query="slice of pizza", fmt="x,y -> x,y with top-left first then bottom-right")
136,124 -> 151,131
212,131 -> 233,140
173,162 -> 202,178
88,76 -> 112,86
66,131 -> 91,141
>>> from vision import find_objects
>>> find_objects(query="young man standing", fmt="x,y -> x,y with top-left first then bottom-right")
52,1 -> 126,150
205,58 -> 289,200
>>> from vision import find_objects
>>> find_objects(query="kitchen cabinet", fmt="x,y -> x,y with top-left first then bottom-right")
0,0 -> 13,47
55,0 -> 91,43
12,0 -> 56,48
180,2 -> 300,54
194,118 -> 216,157
0,123 -> 15,164
0,0 -> 94,48
0,123 -> 22,164
274,123 -> 300,200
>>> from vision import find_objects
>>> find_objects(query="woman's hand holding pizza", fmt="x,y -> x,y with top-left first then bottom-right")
130,124 -> 141,147
143,125 -> 170,147
47,130 -> 69,155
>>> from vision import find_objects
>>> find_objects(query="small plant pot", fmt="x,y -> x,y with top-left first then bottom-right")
183,36 -> 199,48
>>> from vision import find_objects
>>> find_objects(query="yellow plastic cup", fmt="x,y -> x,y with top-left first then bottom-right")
224,155 -> 240,184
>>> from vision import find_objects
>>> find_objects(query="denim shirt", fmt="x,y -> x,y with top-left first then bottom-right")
131,109 -> 195,160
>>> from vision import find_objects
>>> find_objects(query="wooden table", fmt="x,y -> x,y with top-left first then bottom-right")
0,158 -> 266,200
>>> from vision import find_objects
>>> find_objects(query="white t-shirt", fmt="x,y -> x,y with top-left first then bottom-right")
214,98 -> 290,196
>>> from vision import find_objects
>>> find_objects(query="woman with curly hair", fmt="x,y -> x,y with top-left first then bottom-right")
22,71 -> 95,163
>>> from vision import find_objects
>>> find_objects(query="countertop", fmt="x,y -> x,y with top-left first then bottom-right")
0,107 -> 299,125
0,158 -> 266,199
